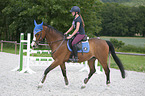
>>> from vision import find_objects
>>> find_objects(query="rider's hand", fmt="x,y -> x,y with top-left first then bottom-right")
64,32 -> 68,35
67,35 -> 72,39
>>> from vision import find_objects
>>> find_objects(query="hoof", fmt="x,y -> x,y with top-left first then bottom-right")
84,78 -> 88,84
38,82 -> 43,88
64,79 -> 69,85
65,82 -> 69,85
81,84 -> 86,89
106,81 -> 110,85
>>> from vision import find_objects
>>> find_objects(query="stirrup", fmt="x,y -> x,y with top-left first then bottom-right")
69,58 -> 74,61
68,55 -> 74,61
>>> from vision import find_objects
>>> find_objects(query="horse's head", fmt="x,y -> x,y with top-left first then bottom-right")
31,20 -> 45,48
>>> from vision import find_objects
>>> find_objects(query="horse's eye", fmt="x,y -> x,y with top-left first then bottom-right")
36,33 -> 39,37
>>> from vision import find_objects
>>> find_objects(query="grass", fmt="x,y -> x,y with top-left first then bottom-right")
109,54 -> 145,72
29,53 -> 51,57
100,36 -> 145,72
0,43 -> 20,54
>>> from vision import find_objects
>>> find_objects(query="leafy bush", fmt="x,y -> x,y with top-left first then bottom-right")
119,44 -> 145,53
110,38 -> 125,49
110,38 -> 145,53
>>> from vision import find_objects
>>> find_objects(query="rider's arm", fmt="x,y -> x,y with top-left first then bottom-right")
65,25 -> 74,34
71,22 -> 80,36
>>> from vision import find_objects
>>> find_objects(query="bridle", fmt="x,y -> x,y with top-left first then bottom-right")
34,30 -> 66,57
33,30 -> 43,46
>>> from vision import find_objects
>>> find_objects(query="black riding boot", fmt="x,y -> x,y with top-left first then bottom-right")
69,52 -> 74,61
72,44 -> 78,62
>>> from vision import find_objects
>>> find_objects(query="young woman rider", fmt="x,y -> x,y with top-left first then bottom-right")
64,6 -> 85,62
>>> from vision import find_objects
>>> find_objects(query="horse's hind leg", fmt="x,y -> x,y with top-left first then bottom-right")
60,63 -> 69,85
38,60 -> 60,88
99,59 -> 110,85
81,57 -> 96,89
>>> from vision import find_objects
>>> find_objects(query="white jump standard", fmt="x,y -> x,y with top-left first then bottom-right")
12,33 -> 35,74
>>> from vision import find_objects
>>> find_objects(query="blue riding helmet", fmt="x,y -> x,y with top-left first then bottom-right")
70,6 -> 80,13
34,20 -> 43,35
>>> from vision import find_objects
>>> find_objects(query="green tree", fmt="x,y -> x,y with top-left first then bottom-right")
0,0 -> 9,40
136,6 -> 145,37
1,0 -> 102,41
100,3 -> 137,36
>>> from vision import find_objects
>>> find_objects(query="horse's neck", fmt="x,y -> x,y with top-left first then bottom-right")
45,27 -> 64,51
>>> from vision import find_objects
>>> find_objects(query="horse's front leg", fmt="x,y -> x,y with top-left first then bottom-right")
60,63 -> 69,86
38,60 -> 60,88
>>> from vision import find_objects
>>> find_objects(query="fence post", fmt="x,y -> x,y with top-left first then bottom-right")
1,40 -> 3,52
15,41 -> 17,54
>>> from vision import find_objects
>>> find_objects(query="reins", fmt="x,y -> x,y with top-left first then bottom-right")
47,38 -> 64,45
45,26 -> 67,56
50,37 -> 65,56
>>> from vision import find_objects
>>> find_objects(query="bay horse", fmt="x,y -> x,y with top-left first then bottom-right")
32,21 -> 125,88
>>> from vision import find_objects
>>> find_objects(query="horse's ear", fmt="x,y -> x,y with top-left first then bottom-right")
34,20 -> 37,26
40,21 -> 43,26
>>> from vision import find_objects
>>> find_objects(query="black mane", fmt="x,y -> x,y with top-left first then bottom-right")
43,24 -> 64,36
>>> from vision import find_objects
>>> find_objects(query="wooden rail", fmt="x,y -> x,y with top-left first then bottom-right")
116,52 -> 145,56
0,40 -> 18,54
0,40 -> 49,54
0,40 -> 145,56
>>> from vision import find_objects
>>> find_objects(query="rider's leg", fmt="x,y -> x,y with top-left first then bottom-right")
72,44 -> 78,62
69,52 -> 74,61
71,34 -> 85,62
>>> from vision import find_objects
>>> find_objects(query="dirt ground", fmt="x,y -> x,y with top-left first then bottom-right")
0,52 -> 145,96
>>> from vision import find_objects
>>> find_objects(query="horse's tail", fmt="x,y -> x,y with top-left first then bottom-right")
106,40 -> 125,78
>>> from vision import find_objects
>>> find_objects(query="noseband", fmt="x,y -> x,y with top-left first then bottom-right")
38,31 -> 43,41
33,31 -> 43,45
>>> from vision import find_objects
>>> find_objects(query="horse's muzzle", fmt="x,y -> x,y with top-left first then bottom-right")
31,41 -> 38,48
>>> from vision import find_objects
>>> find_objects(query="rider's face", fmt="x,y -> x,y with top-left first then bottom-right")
72,12 -> 75,16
